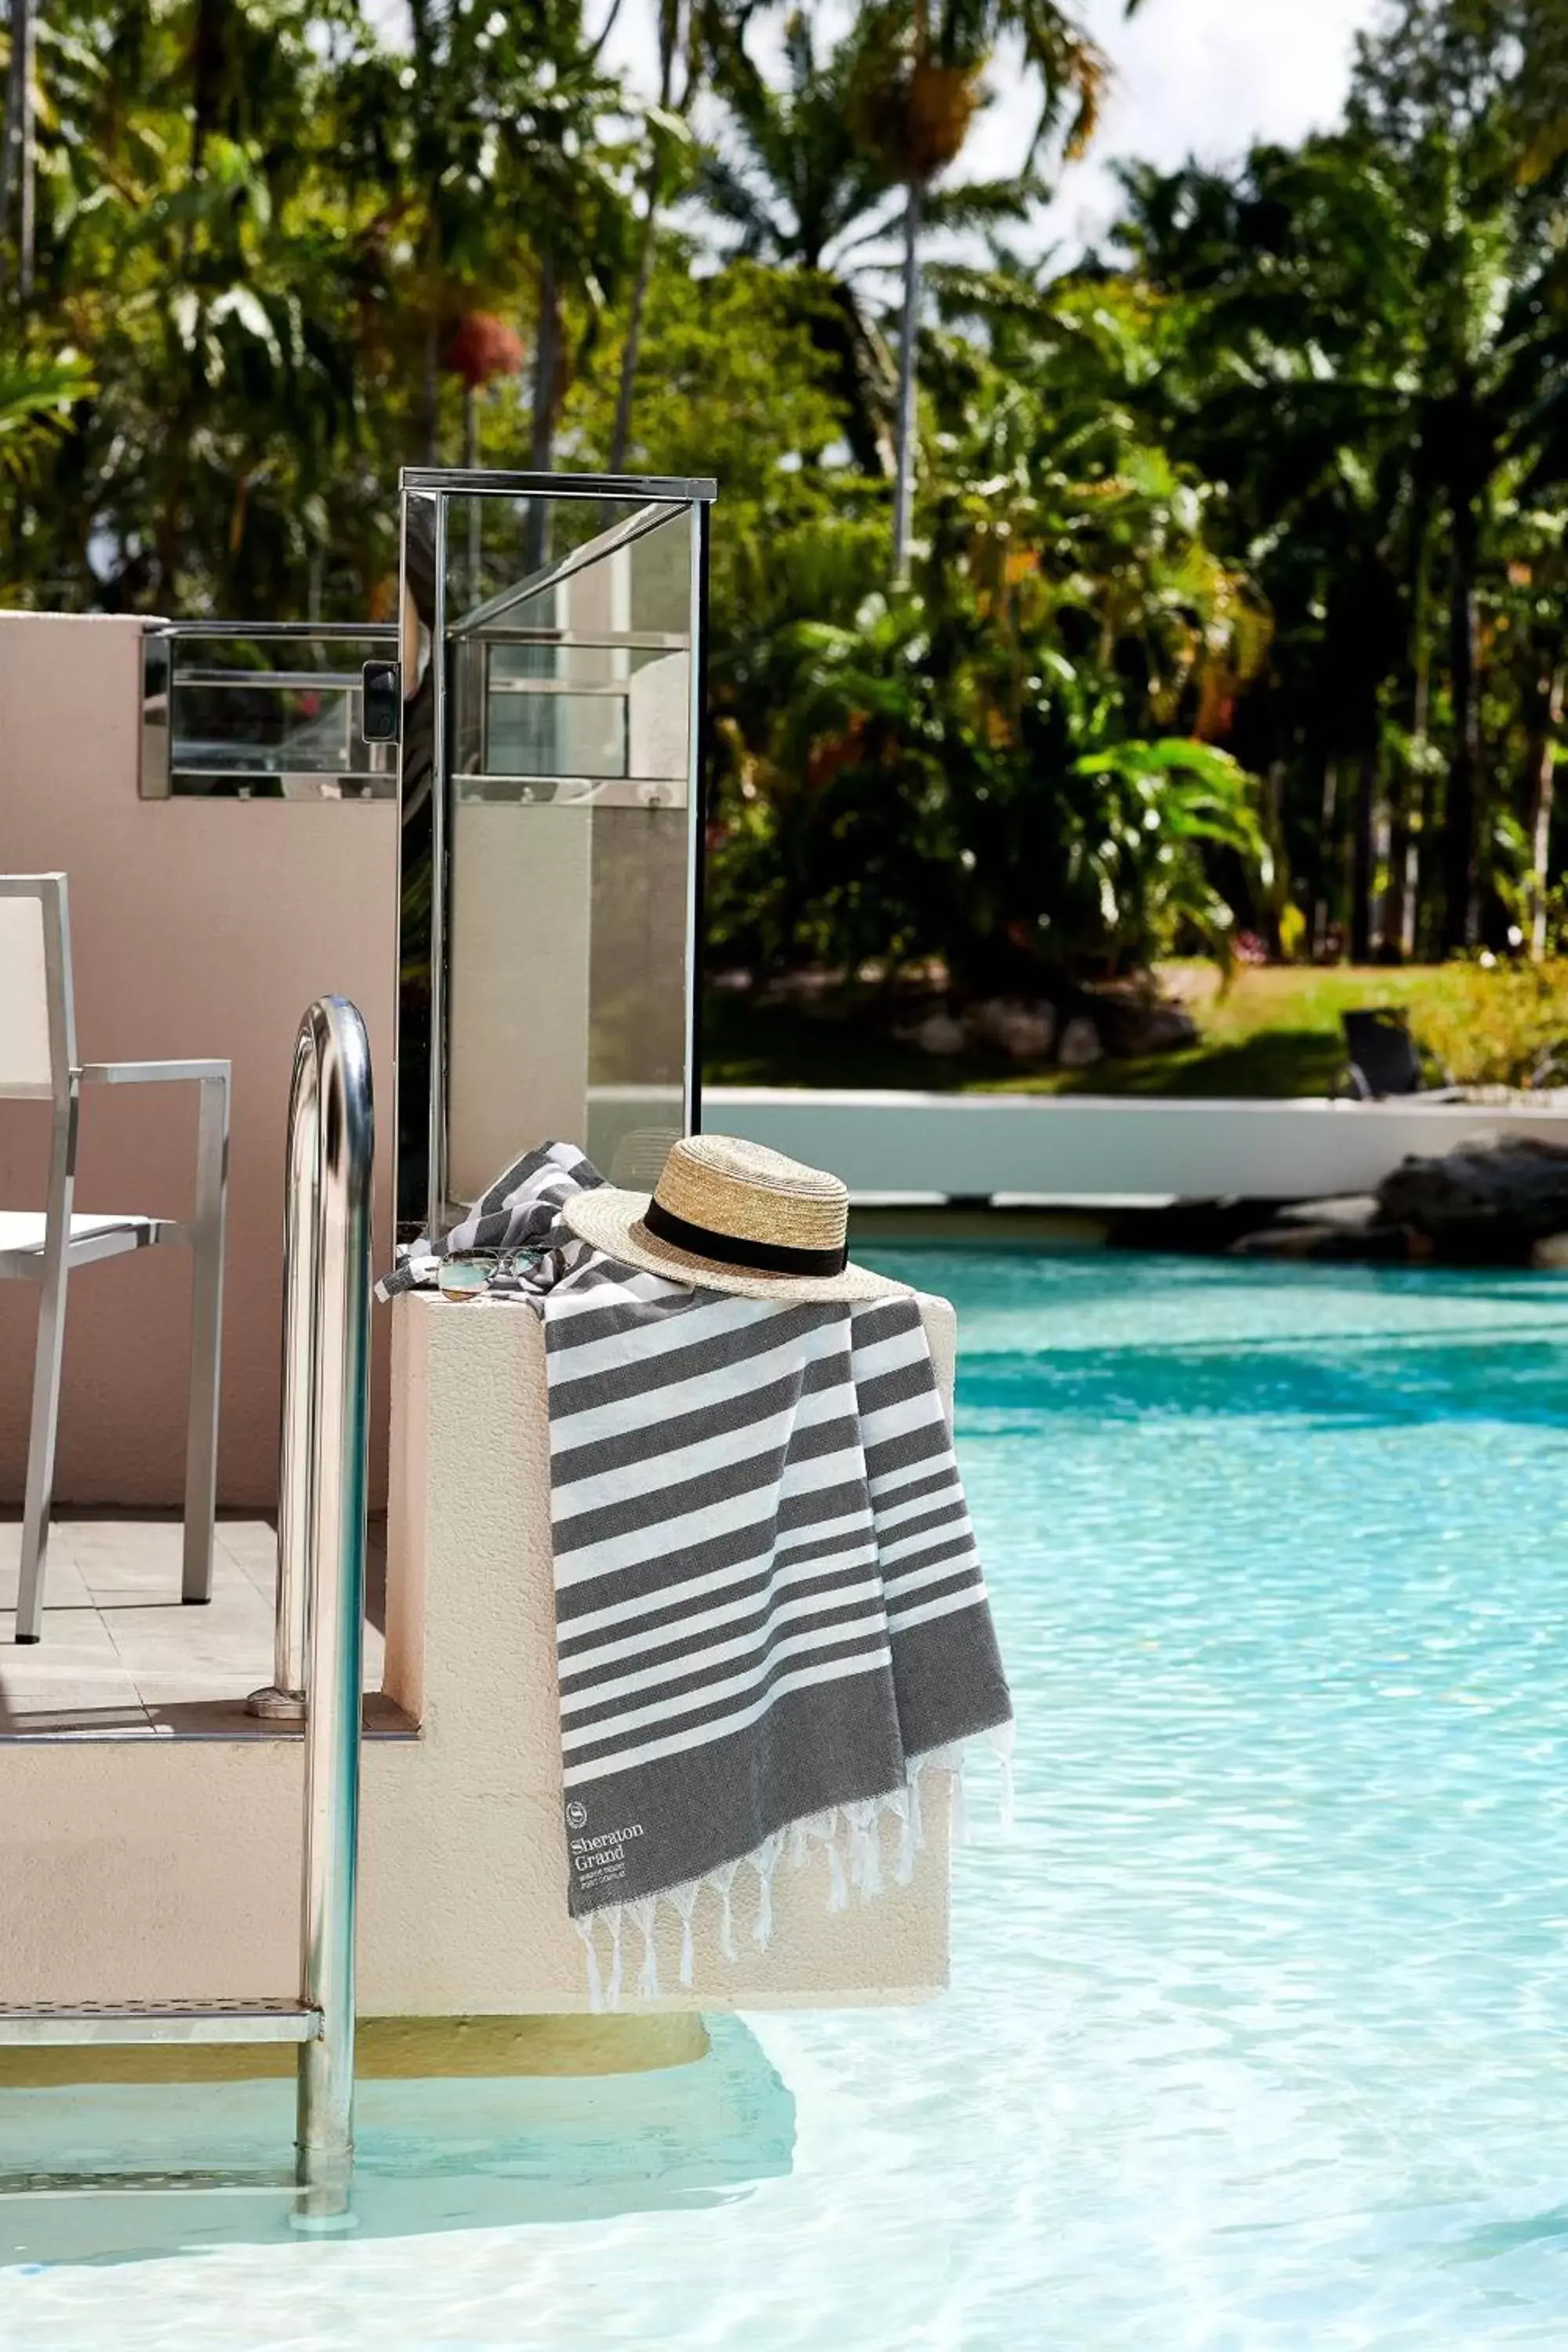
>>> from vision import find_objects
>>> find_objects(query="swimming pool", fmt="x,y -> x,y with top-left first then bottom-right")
6,1250 -> 1568,2349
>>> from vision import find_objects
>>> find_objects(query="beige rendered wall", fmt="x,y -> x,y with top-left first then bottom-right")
0,613 -> 397,1508
447,807 -> 592,1206
445,802 -> 689,1207
0,1291 -> 957,2013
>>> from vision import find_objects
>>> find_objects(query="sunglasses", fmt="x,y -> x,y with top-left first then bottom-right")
437,1246 -> 540,1301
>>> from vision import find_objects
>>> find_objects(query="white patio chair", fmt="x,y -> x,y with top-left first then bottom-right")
0,873 -> 229,1643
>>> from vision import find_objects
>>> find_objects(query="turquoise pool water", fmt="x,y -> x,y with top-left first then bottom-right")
7,1251 -> 1568,2348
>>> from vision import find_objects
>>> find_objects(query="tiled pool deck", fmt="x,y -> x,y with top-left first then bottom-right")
0,1515 -> 388,1737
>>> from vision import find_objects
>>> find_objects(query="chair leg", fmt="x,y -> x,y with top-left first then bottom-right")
16,1251 -> 69,1645
181,1071 -> 227,1605
17,1088 -> 76,1646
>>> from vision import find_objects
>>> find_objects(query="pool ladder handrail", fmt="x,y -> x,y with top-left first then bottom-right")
0,996 -> 373,2223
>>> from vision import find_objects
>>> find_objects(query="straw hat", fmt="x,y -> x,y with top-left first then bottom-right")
562,1134 -> 909,1303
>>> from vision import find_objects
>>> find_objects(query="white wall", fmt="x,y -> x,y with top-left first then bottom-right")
706,1087 -> 1568,1204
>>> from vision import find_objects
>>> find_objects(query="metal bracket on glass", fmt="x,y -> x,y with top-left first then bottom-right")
361,659 -> 401,742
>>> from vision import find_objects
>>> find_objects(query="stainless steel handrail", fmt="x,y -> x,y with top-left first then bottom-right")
252,1019 -> 322,1718
0,997 -> 371,2220
249,997 -> 373,2211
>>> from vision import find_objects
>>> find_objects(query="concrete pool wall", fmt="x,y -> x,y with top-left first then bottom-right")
0,1292 -> 956,2016
706,1087 -> 1568,1207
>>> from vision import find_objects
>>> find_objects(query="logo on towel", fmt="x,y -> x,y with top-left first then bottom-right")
568,1820 -> 645,1885
565,1799 -> 588,1830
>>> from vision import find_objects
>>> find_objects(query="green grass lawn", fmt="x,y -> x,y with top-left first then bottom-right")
702,960 -> 1568,1098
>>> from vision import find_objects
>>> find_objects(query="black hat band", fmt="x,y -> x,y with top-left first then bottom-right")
641,1196 -> 848,1278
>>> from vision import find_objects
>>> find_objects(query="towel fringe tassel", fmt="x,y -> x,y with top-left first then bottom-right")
633,1894 -> 659,1999
752,1831 -> 785,1950
844,1799 -> 885,1900
572,1727 -> 1011,2004
893,1785 -> 916,1886
992,1718 -> 1016,1835
713,1858 -> 740,1961
573,1913 -> 604,2013
668,1880 -> 700,1989
907,1763 -> 926,1857
826,1813 -> 848,1913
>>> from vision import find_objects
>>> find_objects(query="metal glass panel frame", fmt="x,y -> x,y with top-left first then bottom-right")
401,468 -> 717,503
140,621 -> 401,800
394,470 -> 713,1247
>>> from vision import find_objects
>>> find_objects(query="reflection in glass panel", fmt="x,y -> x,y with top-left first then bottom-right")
396,483 -> 705,1242
147,628 -> 399,798
445,498 -> 692,810
396,492 -> 441,1232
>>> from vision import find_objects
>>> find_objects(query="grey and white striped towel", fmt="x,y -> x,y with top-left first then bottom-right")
376,1139 -> 604,1298
382,1143 -> 1012,1985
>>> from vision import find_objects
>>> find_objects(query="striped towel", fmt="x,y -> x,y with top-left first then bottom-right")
376,1139 -> 604,1298
382,1143 -> 1012,1991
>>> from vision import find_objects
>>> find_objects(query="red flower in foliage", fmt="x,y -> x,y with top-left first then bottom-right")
805,712 -> 866,792
445,312 -> 524,390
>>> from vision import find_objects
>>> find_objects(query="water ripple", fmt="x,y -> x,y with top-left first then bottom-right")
5,1254 -> 1568,2349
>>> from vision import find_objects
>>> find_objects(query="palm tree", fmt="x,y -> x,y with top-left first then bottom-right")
1116,107 -> 1568,960
332,0 -> 637,475
701,7 -> 1065,483
1346,0 -> 1568,947
1112,143 -> 1434,955
604,0 -> 753,471
699,9 -> 905,475
845,0 -> 1129,579
0,0 -> 38,296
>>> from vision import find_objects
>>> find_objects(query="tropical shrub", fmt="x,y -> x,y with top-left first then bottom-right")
707,579 -> 1269,991
705,308 -> 1273,993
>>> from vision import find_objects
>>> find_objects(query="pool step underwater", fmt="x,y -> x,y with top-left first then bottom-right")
0,2013 -> 708,2084
0,2002 -> 320,2049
